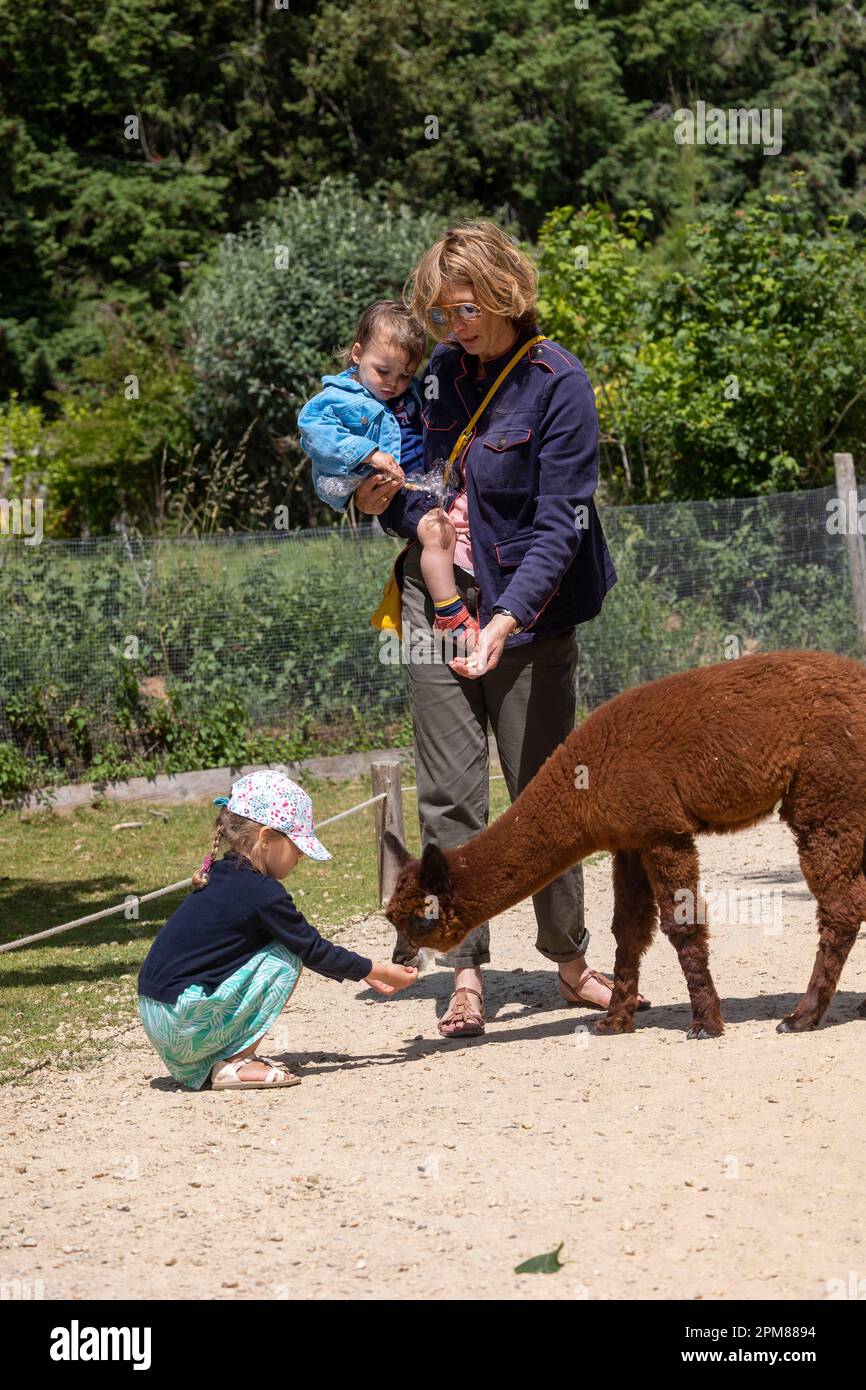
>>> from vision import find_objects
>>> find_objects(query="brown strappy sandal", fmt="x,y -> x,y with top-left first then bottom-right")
438,987 -> 486,1038
558,969 -> 651,1012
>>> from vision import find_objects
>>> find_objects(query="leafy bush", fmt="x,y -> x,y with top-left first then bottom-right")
1,329 -> 200,538
0,526 -> 412,796
184,176 -> 444,526
537,177 -> 866,502
1,486 -> 862,799
0,742 -> 40,800
0,393 -> 47,487
44,328 -> 196,536
576,485 -> 861,707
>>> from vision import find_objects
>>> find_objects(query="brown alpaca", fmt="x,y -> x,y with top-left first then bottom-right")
385,650 -> 866,1039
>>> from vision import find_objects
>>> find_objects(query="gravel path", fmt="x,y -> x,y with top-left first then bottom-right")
2,817 -> 864,1301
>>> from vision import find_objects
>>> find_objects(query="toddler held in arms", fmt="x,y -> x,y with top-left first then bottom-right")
298,298 -> 479,650
137,771 -> 416,1091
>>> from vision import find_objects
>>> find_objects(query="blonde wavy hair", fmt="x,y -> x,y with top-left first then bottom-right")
404,219 -> 539,340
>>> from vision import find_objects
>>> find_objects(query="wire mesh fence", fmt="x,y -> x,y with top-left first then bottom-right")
0,484 -> 860,758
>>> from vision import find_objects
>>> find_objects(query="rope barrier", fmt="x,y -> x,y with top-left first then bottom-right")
0,792 -> 389,955
313,791 -> 387,827
0,776 -> 508,955
0,879 -> 194,955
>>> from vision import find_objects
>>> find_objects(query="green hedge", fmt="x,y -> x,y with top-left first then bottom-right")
0,486 -> 860,799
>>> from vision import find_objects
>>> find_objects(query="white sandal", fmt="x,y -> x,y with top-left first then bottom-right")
210,1054 -> 301,1090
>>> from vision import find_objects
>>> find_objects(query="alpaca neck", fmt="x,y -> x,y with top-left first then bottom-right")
445,734 -> 600,930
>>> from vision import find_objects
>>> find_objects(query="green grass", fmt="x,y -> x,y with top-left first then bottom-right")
0,773 -> 516,1083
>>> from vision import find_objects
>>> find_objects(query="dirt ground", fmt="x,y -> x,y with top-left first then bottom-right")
2,816 -> 864,1302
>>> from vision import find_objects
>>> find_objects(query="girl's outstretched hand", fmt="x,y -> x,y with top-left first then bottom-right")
365,961 -> 418,995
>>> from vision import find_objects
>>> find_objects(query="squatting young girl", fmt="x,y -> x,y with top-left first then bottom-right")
137,770 -> 416,1091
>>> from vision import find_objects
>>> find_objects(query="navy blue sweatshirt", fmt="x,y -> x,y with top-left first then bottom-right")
137,852 -> 373,1005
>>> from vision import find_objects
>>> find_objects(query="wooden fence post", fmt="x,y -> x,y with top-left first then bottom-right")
834,453 -> 866,651
371,761 -> 405,907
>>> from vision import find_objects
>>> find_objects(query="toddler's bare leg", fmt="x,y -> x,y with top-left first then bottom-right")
416,510 -> 478,652
417,510 -> 458,603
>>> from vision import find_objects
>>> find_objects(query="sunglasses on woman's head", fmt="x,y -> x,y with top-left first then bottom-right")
429,303 -> 483,326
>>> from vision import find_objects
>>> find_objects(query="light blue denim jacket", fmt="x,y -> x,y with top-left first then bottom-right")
298,369 -> 424,511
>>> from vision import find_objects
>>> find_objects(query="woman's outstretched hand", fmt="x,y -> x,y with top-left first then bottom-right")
449,612 -> 518,679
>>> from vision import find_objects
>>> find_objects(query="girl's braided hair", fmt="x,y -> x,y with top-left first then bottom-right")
192,807 -> 270,889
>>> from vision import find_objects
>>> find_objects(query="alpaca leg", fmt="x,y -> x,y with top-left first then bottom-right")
642,837 -> 724,1039
778,911 -> 861,1033
778,825 -> 866,1033
861,838 -> 866,1019
595,851 -> 658,1035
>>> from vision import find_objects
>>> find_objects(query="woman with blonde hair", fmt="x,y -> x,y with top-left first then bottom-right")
355,219 -> 649,1036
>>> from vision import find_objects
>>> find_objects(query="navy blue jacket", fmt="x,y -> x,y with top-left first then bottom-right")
137,853 -> 373,1005
379,323 -> 617,643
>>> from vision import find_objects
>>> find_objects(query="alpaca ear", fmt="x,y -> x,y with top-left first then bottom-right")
420,843 -> 452,897
383,830 -> 414,869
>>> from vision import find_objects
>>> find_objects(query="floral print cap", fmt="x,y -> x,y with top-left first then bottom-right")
219,770 -> 332,860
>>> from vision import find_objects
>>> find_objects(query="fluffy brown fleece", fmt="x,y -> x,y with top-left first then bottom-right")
385,650 -> 866,1038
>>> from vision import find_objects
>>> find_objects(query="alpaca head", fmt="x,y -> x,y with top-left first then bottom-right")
382,831 -> 467,952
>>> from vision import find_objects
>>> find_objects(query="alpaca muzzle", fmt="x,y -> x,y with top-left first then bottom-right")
406,910 -> 466,953
385,901 -> 459,952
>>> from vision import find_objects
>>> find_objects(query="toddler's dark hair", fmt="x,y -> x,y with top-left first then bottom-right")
192,808 -> 270,889
335,299 -> 427,373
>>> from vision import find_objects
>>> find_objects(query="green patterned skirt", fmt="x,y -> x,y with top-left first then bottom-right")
139,943 -> 302,1090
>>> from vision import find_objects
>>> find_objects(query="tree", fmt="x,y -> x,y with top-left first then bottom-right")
184,176 -> 445,526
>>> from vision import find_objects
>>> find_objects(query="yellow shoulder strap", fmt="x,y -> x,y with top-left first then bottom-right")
444,334 -> 547,485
